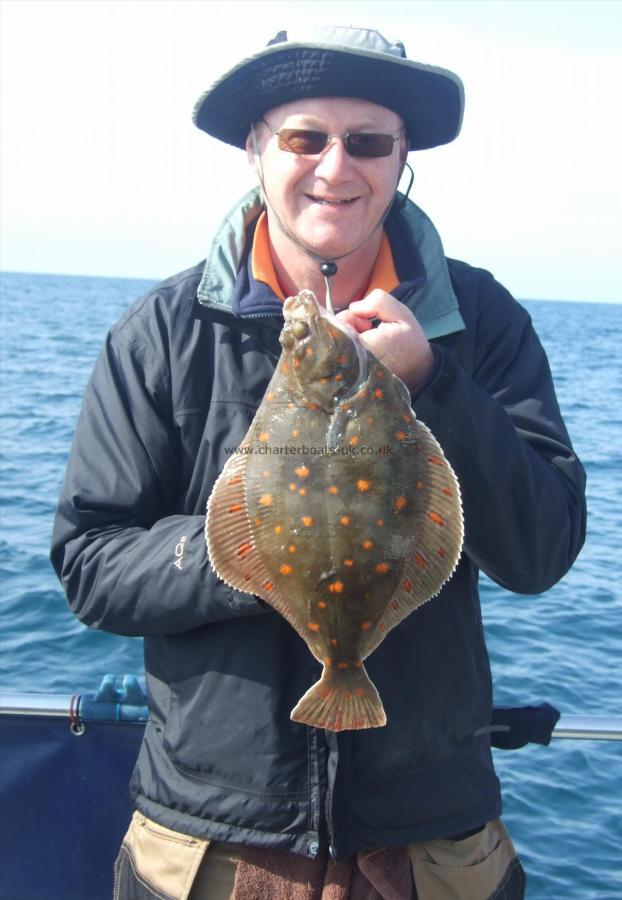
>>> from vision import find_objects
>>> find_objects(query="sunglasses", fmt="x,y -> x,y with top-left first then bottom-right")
261,117 -> 403,159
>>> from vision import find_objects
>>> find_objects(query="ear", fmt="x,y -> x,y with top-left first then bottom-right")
398,134 -> 409,169
245,130 -> 257,169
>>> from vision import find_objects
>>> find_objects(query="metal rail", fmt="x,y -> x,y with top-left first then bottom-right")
1,694 -> 621,740
552,715 -> 622,741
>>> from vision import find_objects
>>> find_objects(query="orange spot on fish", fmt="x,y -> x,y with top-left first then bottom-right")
428,455 -> 443,466
357,479 -> 371,492
360,621 -> 372,631
334,373 -> 344,382
254,517 -> 263,526
289,483 -> 297,491
321,688 -> 334,699
328,580 -> 344,594
337,661 -> 350,669
375,562 -> 391,574
395,430 -> 406,441
376,519 -> 384,527
308,402 -> 319,411
295,465 -> 310,478
416,481 -> 425,490
288,544 -> 297,553
301,516 -> 313,527
306,346 -> 314,356
340,515 -> 350,526
308,622 -> 320,632
266,392 -> 274,401
279,564 -> 293,576
336,353 -> 347,365
328,485 -> 339,494
228,503 -> 243,513
362,539 -> 373,550
236,542 -> 252,558
258,431 -> 269,442
428,511 -> 445,526
343,558 -> 354,567
415,553 -> 428,570
438,547 -> 446,558
258,494 -> 273,507
379,623 -> 386,632
227,475 -> 242,486
293,358 -> 301,369
373,388 -> 384,400
299,487 -> 307,496
330,638 -> 338,647
320,377 -> 329,385
263,580 -> 274,591
291,428 -> 300,437
402,413 -> 410,423
349,436 -> 359,447
402,578 -> 413,592
391,599 -> 400,610
394,495 -> 407,511
274,525 -> 283,534
442,487 -> 453,496
263,470 -> 271,478
323,656 -> 332,666
318,600 -> 327,609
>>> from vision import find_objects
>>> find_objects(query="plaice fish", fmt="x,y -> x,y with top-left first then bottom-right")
206,290 -> 463,732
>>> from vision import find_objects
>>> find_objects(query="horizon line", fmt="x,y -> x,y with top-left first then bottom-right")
1,268 -> 620,306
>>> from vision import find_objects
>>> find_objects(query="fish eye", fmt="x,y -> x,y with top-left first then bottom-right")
292,320 -> 309,340
280,330 -> 295,350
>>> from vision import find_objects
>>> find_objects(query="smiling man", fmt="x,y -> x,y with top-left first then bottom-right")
52,25 -> 586,900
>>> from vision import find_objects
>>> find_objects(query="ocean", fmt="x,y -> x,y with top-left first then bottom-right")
1,271 -> 621,898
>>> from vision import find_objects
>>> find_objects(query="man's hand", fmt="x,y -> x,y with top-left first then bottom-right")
336,290 -> 435,393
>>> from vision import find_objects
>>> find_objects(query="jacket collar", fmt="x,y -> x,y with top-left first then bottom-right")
196,187 -> 465,340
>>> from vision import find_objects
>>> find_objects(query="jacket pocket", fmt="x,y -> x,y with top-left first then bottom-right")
114,812 -> 209,900
408,818 -> 526,900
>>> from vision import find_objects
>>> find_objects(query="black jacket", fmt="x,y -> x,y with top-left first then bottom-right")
51,194 -> 586,858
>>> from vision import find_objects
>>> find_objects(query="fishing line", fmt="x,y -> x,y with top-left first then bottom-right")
250,123 -> 411,314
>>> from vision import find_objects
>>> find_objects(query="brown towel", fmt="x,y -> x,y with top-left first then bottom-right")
234,845 -> 413,900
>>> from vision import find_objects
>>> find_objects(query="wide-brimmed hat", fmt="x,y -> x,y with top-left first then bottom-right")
193,25 -> 464,151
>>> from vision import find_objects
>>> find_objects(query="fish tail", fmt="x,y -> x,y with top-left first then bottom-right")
290,664 -> 386,732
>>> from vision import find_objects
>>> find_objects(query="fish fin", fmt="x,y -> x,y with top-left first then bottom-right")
205,445 -> 275,597
290,664 -> 386,732
206,447 -> 311,638
361,418 -> 464,657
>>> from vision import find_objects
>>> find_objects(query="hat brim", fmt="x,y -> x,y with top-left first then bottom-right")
193,42 -> 464,151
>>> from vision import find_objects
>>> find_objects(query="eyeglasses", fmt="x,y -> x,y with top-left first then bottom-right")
260,117 -> 403,159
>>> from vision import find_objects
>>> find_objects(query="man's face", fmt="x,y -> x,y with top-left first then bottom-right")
247,97 -> 407,261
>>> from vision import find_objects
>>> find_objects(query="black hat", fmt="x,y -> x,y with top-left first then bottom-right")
193,26 -> 464,151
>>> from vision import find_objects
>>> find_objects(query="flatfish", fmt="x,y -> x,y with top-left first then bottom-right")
206,290 -> 463,731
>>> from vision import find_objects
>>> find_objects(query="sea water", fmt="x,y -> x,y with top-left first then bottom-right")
1,271 -> 621,898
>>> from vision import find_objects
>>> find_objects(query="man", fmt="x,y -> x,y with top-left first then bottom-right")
51,26 -> 586,900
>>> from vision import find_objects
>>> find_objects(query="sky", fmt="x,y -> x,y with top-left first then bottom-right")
1,0 -> 621,302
